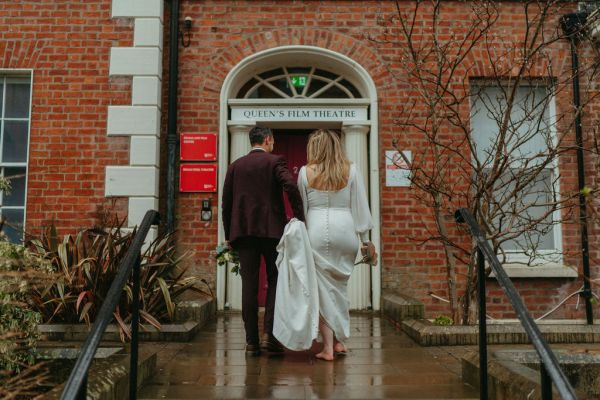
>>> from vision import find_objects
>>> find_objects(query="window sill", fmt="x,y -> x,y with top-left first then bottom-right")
488,263 -> 578,279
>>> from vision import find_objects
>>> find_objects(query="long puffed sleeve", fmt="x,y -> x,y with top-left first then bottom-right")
297,166 -> 309,219
350,164 -> 373,242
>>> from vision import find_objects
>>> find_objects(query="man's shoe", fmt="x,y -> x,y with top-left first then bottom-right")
245,343 -> 261,356
260,335 -> 285,354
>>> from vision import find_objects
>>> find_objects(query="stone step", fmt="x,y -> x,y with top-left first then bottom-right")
402,319 -> 600,346
42,348 -> 157,400
381,291 -> 425,323
461,350 -> 599,399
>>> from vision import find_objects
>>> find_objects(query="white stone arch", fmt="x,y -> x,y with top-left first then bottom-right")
217,45 -> 381,311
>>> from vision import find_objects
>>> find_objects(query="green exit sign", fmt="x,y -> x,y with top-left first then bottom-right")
290,76 -> 307,88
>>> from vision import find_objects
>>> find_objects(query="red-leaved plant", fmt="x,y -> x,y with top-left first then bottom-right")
26,218 -> 209,341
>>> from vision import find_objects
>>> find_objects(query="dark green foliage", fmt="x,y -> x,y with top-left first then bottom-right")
27,219 -> 208,341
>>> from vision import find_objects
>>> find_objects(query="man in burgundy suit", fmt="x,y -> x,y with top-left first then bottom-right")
222,126 -> 305,356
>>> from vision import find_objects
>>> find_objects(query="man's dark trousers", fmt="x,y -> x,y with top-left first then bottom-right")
222,149 -> 305,347
234,237 -> 279,345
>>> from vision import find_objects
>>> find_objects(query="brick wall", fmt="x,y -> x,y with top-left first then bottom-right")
4,0 -> 599,319
1,1 -> 131,234
172,0 -> 600,319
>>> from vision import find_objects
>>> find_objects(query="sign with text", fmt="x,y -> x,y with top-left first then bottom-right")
180,164 -> 217,192
230,106 -> 368,122
180,133 -> 217,161
385,150 -> 412,187
290,76 -> 307,88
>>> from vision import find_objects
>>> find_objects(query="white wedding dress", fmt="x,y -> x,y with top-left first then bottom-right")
298,164 -> 373,342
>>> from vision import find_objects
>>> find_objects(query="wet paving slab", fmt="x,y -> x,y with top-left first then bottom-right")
139,313 -> 478,399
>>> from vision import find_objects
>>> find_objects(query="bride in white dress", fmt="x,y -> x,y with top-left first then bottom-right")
298,129 -> 375,361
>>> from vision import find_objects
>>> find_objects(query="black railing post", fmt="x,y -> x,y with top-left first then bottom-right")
129,254 -> 142,400
455,208 -> 577,399
60,210 -> 159,400
560,12 -> 594,326
76,373 -> 87,400
541,363 -> 552,400
477,247 -> 489,400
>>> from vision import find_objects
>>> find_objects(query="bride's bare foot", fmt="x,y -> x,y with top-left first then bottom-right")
315,351 -> 334,361
333,341 -> 347,354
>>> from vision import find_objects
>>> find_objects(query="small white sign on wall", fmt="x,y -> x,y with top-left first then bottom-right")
230,105 -> 368,122
385,150 -> 412,187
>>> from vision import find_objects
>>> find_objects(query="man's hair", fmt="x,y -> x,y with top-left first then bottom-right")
249,126 -> 273,146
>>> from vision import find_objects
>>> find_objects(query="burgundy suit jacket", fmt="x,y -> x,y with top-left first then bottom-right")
222,149 -> 305,243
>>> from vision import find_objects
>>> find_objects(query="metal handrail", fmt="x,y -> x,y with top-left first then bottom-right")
60,210 -> 160,400
455,208 -> 577,400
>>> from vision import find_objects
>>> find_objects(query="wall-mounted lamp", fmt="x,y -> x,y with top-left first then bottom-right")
180,16 -> 192,47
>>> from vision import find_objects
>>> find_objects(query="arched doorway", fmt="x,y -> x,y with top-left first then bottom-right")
217,46 -> 381,311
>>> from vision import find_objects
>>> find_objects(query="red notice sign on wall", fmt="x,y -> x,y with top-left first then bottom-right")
180,164 -> 217,192
180,133 -> 217,161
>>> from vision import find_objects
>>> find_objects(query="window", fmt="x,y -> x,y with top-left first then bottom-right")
470,83 -> 561,264
0,76 -> 31,243
236,67 -> 362,99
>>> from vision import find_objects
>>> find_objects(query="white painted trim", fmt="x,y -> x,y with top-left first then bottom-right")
0,70 -> 34,243
217,45 -> 381,311
489,263 -> 578,279
470,83 -> 565,273
24,72 -> 33,242
0,69 -> 34,76
588,9 -> 600,41
228,98 -> 371,106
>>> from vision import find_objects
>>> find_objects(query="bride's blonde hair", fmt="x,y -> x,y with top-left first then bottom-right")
306,129 -> 350,191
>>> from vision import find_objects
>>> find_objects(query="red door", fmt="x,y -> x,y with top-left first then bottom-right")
257,130 -> 310,306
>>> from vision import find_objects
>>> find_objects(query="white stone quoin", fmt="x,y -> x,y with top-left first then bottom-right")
109,47 -> 162,77
130,136 -> 160,167
134,18 -> 164,49
128,197 -> 159,227
105,166 -> 159,197
107,0 -> 164,230
107,106 -> 160,136
132,76 -> 162,106
111,0 -> 163,19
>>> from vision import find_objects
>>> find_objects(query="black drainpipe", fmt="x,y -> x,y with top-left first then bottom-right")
166,0 -> 180,233
560,12 -> 593,325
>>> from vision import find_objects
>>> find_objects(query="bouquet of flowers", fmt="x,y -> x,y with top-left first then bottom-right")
354,241 -> 378,266
215,242 -> 241,275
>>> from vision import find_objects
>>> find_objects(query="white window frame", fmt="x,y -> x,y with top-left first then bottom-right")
238,66 -> 360,99
470,81 -> 564,268
0,69 -> 33,243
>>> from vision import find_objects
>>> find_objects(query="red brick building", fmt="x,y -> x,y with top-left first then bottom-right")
2,1 -> 599,320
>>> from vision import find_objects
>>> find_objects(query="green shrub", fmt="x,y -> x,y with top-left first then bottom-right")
0,240 -> 52,373
27,219 -> 209,341
433,315 -> 454,326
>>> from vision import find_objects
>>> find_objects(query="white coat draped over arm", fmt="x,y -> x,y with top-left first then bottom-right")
273,219 -> 319,351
